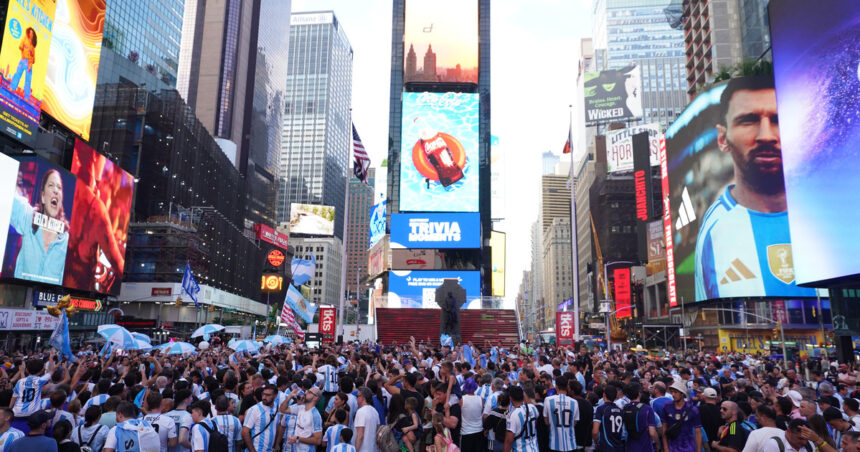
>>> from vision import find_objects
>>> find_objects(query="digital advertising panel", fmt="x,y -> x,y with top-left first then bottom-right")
664,76 -> 816,302
390,212 -> 480,249
403,0 -> 477,84
770,1 -> 860,285
0,0 -> 57,144
606,123 -> 662,173
614,267 -> 631,319
42,0 -> 105,140
63,139 -> 134,294
400,92 -> 479,212
490,231 -> 505,297
254,223 -> 288,249
583,65 -> 643,125
1,157 -> 76,286
289,203 -> 334,236
391,249 -> 443,270
369,200 -> 386,248
0,154 -> 19,270
388,270 -> 480,309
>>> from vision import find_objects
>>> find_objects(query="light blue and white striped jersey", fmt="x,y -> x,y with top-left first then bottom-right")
243,402 -> 281,452
211,414 -> 242,452
83,394 -> 110,411
317,365 -> 338,393
695,185 -> 817,301
190,419 -> 216,452
330,443 -> 356,452
288,405 -> 322,452
507,403 -> 539,452
483,391 -> 503,417
166,409 -> 193,452
475,384 -> 493,405
543,394 -> 579,452
12,374 -> 51,417
323,425 -> 346,452
0,427 -> 23,452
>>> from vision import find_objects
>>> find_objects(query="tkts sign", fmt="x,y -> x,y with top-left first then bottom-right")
319,307 -> 336,343
556,311 -> 575,345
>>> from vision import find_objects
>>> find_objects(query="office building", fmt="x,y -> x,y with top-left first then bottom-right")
529,221 -> 544,330
542,217 -> 573,329
682,0 -> 743,97
541,174 -> 571,233
346,169 -> 376,296
592,0 -> 687,126
739,0 -> 771,61
542,151 -> 560,176
278,11 -> 354,241
574,153 -> 596,313
290,236 -> 344,306
99,0 -> 185,88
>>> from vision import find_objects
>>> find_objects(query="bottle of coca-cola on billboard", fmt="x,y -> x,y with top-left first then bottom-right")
415,118 -> 464,187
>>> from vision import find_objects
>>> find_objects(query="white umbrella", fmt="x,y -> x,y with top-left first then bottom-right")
97,324 -> 136,349
263,335 -> 289,345
131,332 -> 152,344
160,342 -> 196,355
191,324 -> 225,341
229,340 -> 261,354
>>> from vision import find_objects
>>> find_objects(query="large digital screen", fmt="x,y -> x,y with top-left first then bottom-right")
63,139 -> 134,294
42,0 -> 105,140
0,154 -> 19,270
390,212 -> 480,249
1,157 -> 76,285
403,0 -> 477,84
388,270 -> 480,309
400,92 -> 479,212
490,231 -> 505,297
664,76 -> 816,302
369,200 -> 386,248
606,123 -> 662,173
289,203 -> 334,236
583,65 -> 643,125
0,0 -> 57,144
770,1 -> 860,285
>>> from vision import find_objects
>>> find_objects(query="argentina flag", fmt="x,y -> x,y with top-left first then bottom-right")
182,262 -> 201,307
284,284 -> 317,323
48,312 -> 76,362
290,254 -> 316,286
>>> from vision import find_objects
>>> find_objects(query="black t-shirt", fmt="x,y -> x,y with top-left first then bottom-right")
718,421 -> 749,452
0,389 -> 12,408
698,402 -> 722,444
58,441 -> 81,452
535,401 -> 550,451
434,402 -> 461,445
402,389 -> 424,415
575,396 -> 594,448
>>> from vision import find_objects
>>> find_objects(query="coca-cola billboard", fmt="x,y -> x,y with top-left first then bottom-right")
254,223 -> 289,249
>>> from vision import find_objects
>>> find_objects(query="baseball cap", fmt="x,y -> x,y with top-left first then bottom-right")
787,390 -> 803,407
823,406 -> 844,422
702,387 -> 718,399
27,410 -> 52,429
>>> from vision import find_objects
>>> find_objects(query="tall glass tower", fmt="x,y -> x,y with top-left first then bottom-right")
277,11 -> 353,240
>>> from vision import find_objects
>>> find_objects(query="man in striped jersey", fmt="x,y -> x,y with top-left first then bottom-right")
83,380 -> 112,411
329,428 -> 355,452
143,391 -> 178,452
543,376 -> 579,452
695,76 -> 817,301
9,359 -> 51,433
482,378 -> 506,421
210,397 -> 242,452
314,356 -> 339,407
504,386 -> 538,452
0,408 -> 24,452
281,388 -> 322,452
242,385 -> 281,452
322,410 -> 348,452
189,401 -> 217,452
475,374 -> 493,405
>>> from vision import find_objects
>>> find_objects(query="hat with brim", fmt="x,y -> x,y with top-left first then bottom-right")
787,390 -> 803,408
669,380 -> 687,395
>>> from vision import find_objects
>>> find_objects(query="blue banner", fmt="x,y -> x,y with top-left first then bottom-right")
390,213 -> 480,249
369,201 -> 387,248
388,270 -> 481,308
181,262 -> 200,307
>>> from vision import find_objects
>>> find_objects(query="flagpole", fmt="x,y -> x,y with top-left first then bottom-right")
569,104 -> 581,342
338,112 -> 352,343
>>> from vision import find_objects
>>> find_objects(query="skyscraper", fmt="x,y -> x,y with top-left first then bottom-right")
278,11 -> 353,241
682,0 -> 744,97
346,169 -> 375,297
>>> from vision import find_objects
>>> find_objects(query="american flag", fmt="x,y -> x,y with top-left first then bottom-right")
352,124 -> 371,183
280,303 -> 305,340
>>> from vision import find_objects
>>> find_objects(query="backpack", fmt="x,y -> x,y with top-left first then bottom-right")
435,428 -> 460,452
116,420 -> 161,452
199,422 -> 229,452
770,436 -> 813,452
622,402 -> 644,440
77,425 -> 104,452
376,423 -> 401,452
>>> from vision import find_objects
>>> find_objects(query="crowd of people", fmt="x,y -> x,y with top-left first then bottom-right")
0,336 -> 859,452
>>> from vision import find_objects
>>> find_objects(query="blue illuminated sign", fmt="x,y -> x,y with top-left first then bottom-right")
390,213 -> 480,249
388,270 -> 481,309
369,201 -> 386,248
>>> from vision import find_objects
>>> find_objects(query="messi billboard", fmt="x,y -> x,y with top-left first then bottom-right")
770,1 -> 860,285
0,0 -> 57,144
390,212 -> 480,249
664,76 -> 815,303
403,0 -> 477,84
400,92 -> 479,212
388,270 -> 480,309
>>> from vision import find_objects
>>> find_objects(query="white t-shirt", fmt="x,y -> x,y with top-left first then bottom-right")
353,405 -> 379,452
460,394 -> 484,435
761,431 -> 814,452
144,413 -> 178,452
741,426 -> 784,452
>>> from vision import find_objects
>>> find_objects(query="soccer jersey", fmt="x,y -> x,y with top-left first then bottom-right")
543,394 -> 580,451
695,185 -> 817,300
12,374 -> 51,417
243,402 -> 281,452
190,419 -> 216,452
317,365 -> 339,393
507,403 -> 539,452
594,402 -> 624,452
0,427 -> 24,452
144,413 -> 178,452
83,394 -> 110,411
211,414 -> 242,452
330,444 -> 356,452
475,384 -> 493,405
483,391 -> 503,416
166,409 -> 193,452
323,425 -> 346,452
288,405 -> 322,452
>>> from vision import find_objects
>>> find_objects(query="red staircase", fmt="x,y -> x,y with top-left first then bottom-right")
375,308 -> 519,349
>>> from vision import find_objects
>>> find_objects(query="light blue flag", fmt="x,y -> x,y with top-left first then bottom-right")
440,334 -> 453,347
290,254 -> 316,286
182,262 -> 201,307
461,344 -> 476,367
490,346 -> 499,364
48,312 -> 76,362
284,284 -> 318,323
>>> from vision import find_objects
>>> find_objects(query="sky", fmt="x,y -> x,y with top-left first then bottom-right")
291,0 -> 593,308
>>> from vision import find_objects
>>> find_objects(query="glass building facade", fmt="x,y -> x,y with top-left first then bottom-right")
278,12 -> 353,240
593,0 -> 687,127
102,0 -> 184,87
739,0 -> 771,61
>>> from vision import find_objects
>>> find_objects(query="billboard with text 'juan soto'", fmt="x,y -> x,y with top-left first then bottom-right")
770,0 -> 860,285
388,270 -> 480,309
664,77 -> 816,303
400,92 -> 479,212
390,212 -> 480,249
